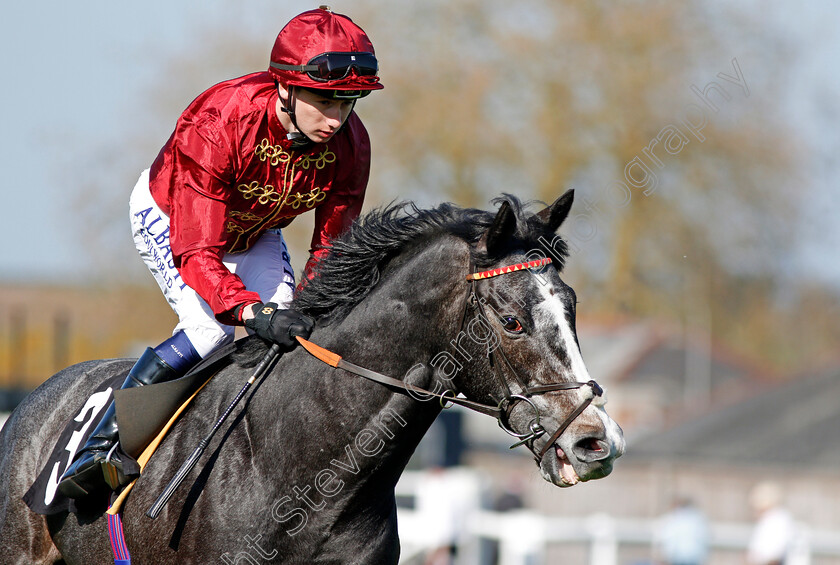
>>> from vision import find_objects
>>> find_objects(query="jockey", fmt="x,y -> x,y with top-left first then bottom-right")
58,6 -> 383,499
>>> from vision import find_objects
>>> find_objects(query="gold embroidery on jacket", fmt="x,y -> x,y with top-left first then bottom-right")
237,181 -> 282,205
254,139 -> 292,167
287,186 -> 327,209
232,140 -> 333,251
254,139 -> 336,171
298,148 -> 336,170
229,210 -> 262,222
225,222 -> 245,234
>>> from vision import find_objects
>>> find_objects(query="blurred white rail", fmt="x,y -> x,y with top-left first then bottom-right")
396,470 -> 840,565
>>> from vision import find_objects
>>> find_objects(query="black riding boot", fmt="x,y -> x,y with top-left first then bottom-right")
57,348 -> 180,499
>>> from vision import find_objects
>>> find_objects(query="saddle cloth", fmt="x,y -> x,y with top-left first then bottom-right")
23,343 -> 236,515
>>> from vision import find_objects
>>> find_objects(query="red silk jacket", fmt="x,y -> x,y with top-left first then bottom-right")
149,71 -> 370,324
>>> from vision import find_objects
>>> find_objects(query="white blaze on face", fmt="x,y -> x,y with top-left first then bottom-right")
534,283 -> 590,382
534,282 -> 625,454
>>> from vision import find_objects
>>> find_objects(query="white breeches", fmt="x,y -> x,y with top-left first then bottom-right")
128,169 -> 295,357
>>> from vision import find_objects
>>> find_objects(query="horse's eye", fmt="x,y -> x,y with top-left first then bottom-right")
501,316 -> 523,334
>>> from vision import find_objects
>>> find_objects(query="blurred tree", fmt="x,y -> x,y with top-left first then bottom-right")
67,0 -> 839,374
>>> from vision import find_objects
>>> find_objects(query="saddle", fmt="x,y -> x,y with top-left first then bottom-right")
23,342 -> 237,516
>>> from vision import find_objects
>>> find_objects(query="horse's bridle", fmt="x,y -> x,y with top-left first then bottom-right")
297,256 -> 603,462
462,257 -> 603,460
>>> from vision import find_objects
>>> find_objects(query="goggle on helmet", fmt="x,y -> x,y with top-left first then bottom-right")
268,7 -> 384,100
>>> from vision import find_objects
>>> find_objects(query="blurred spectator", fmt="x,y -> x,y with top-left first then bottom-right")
747,481 -> 796,565
654,495 -> 709,565
416,468 -> 463,565
486,478 -> 529,565
494,478 -> 526,514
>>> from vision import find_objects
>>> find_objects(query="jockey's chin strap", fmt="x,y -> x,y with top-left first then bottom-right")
296,255 -> 603,462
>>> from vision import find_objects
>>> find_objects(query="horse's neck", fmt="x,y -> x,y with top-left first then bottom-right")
325,235 -> 470,370
281,238 -> 469,488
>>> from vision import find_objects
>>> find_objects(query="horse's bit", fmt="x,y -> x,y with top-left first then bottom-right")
297,256 -> 603,462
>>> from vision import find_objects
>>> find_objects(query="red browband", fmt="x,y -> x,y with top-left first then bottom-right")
466,257 -> 553,281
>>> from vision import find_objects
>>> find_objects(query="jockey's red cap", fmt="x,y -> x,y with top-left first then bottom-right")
268,7 -> 384,94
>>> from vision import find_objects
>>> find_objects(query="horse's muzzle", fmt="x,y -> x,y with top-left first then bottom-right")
539,415 -> 625,488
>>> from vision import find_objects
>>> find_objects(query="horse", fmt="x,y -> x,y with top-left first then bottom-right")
0,191 -> 624,564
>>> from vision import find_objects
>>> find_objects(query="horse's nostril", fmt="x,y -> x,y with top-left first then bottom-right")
580,438 -> 604,452
573,438 -> 610,462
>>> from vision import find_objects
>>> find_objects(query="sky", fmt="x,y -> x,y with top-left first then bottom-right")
0,1 -> 311,282
1,1 -> 838,288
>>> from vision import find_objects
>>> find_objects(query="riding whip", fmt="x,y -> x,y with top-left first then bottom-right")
146,343 -> 281,519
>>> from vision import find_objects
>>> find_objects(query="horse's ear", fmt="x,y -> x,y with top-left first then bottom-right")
479,200 -> 517,257
537,189 -> 575,232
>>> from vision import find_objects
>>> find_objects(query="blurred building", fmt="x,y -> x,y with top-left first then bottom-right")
405,319 -> 840,564
578,320 -> 773,440
445,319 -> 771,458
0,283 -> 176,394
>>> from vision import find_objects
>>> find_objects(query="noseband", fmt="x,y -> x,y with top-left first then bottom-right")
297,256 -> 603,462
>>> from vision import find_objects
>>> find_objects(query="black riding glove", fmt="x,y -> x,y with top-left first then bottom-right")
244,302 -> 314,348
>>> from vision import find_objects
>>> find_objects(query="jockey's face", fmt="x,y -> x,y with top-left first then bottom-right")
276,84 -> 355,144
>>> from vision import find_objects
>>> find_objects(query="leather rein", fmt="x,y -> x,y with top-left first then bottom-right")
296,256 -> 603,462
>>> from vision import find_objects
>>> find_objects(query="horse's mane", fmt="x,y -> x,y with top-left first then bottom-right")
293,195 -> 568,324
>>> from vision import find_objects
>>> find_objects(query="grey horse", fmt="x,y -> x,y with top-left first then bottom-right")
0,192 -> 624,564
